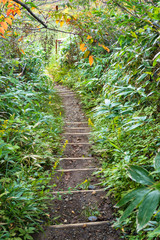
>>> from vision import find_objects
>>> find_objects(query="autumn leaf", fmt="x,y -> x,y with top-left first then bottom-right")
0,27 -> 5,35
10,15 -> 14,19
1,21 -> 8,30
2,0 -> 8,4
60,21 -> 64,27
80,43 -> 87,52
98,43 -> 110,53
16,9 -> 21,16
66,18 -> 71,24
6,8 -> 13,16
89,55 -> 94,66
20,49 -> 25,54
5,17 -> 12,25
18,36 -> 23,42
87,35 -> 92,39
102,45 -> 110,52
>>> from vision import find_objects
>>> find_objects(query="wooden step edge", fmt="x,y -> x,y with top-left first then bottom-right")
66,143 -> 91,145
56,168 -> 101,172
57,90 -> 74,92
60,94 -> 76,96
64,133 -> 90,135
65,127 -> 90,129
48,221 -> 109,229
59,157 -> 94,160
52,189 -> 105,194
66,122 -> 88,124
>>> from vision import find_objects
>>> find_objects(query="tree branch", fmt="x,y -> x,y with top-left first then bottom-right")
12,0 -> 79,35
13,0 -> 48,28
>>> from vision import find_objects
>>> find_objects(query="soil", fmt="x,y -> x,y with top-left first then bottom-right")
33,85 -> 121,240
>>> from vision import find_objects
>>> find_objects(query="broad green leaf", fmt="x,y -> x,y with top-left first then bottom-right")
128,165 -> 155,185
116,187 -> 148,208
137,190 -> 160,231
118,188 -> 150,223
148,224 -> 160,238
125,123 -> 143,131
154,152 -> 160,172
104,99 -> 111,106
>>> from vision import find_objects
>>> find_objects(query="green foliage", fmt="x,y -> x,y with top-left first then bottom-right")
49,0 -> 160,238
0,43 -> 63,239
116,153 -> 160,235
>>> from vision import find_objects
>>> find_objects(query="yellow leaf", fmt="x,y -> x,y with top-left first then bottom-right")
20,49 -> 25,54
102,45 -> 110,52
89,55 -> 94,66
80,43 -> 85,50
56,20 -> 59,24
87,35 -> 92,39
98,43 -> 110,53
16,9 -> 21,16
60,21 -> 64,27
5,17 -> 12,25
80,43 -> 87,52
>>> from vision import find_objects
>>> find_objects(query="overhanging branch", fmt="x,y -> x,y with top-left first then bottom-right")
13,0 -> 48,28
12,0 -> 78,35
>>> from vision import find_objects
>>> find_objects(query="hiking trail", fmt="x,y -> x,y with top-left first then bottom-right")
34,85 -> 120,240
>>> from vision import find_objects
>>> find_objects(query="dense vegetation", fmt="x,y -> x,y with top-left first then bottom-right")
0,0 -> 160,239
0,38 -> 63,239
48,0 -> 160,239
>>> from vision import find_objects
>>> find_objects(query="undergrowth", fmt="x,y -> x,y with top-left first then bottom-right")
48,11 -> 160,238
0,42 -> 63,239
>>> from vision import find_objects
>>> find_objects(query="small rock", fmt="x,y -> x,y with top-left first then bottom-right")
88,216 -> 97,222
88,185 -> 96,190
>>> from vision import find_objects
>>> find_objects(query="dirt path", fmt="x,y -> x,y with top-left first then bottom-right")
34,85 -> 120,240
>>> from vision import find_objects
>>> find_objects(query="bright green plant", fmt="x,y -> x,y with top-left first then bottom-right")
0,42 -> 63,239
115,152 -> 160,234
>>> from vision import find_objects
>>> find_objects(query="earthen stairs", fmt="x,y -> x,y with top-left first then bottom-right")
34,86 -> 120,240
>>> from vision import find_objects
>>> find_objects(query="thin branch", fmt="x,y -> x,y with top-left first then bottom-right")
12,0 -> 79,35
13,0 -> 48,28
44,26 -> 79,35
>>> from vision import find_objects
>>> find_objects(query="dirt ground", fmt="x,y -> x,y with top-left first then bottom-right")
33,85 -> 121,240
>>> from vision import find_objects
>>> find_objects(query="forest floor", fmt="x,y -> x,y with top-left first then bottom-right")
33,85 -> 120,240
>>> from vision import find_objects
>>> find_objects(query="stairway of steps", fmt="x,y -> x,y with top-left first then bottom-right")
33,86 -> 120,240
